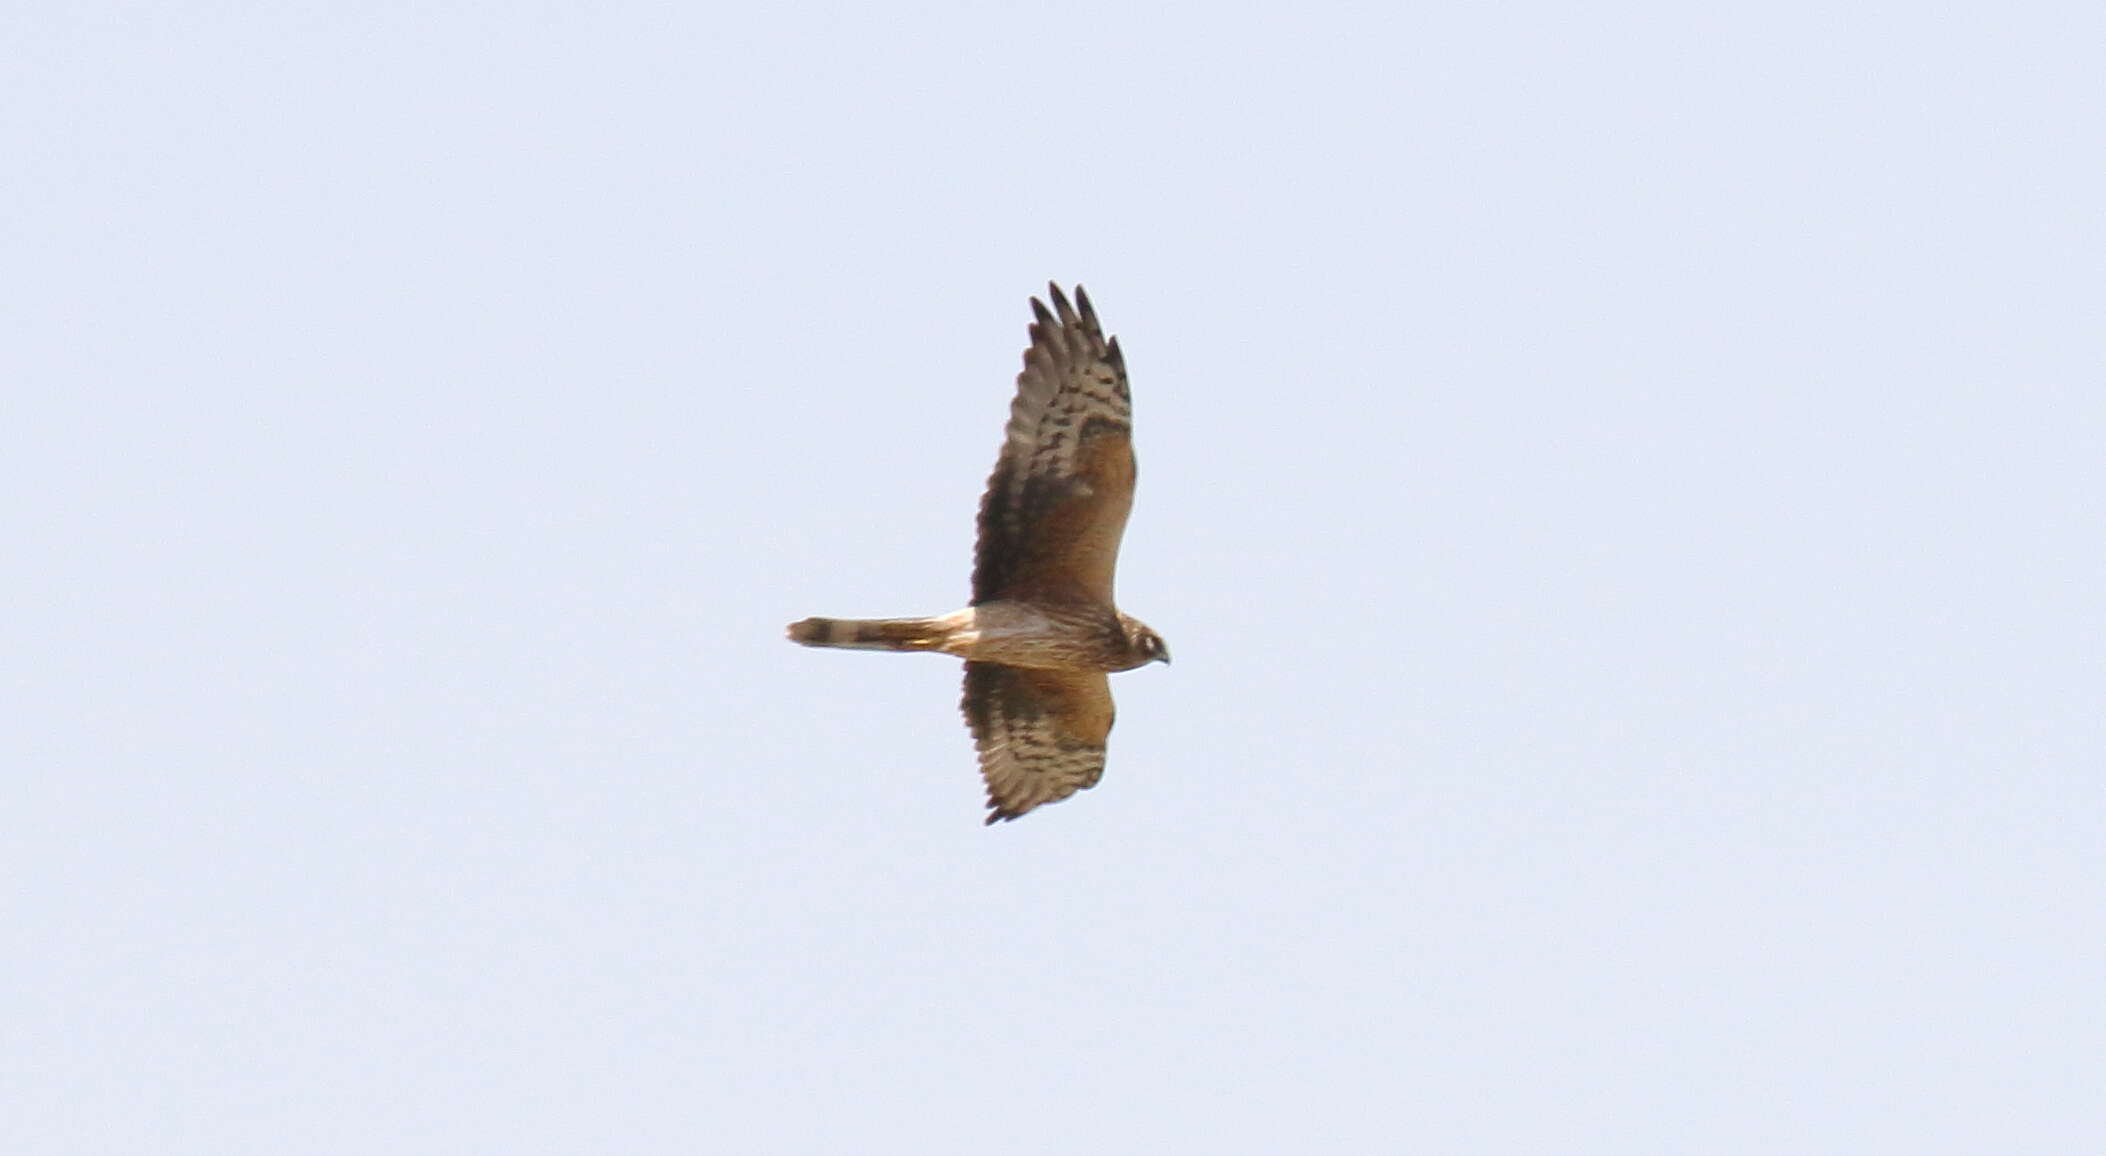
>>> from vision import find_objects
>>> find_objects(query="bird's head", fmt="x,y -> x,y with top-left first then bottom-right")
1120,615 -> 1172,669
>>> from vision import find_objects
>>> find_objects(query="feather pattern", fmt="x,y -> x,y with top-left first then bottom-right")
972,284 -> 1135,607
961,662 -> 1114,824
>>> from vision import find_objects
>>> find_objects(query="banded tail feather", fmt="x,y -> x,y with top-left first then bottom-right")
786,616 -> 946,652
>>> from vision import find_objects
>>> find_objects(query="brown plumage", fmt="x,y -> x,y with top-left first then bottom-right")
787,284 -> 1168,824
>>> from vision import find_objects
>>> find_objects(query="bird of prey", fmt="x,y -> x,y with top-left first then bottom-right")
788,284 -> 1169,823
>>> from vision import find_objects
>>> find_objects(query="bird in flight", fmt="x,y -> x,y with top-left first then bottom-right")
788,284 -> 1169,824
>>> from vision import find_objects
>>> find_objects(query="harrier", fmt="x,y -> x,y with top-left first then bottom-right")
788,284 -> 1169,823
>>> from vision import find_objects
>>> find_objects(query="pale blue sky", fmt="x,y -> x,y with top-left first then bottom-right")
7,3 -> 2103,1152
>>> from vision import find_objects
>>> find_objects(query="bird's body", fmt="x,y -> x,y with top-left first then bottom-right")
788,601 -> 1156,672
787,284 -> 1168,823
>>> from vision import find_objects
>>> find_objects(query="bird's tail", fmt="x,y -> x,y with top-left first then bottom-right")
786,615 -> 948,652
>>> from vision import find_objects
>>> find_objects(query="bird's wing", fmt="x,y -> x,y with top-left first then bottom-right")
961,662 -> 1115,824
972,284 -> 1134,607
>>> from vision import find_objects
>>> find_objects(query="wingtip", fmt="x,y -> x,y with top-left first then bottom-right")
984,795 -> 1033,824
1048,283 -> 1079,327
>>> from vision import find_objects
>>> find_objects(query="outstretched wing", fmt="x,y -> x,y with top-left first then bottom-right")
961,662 -> 1115,824
972,284 -> 1135,607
